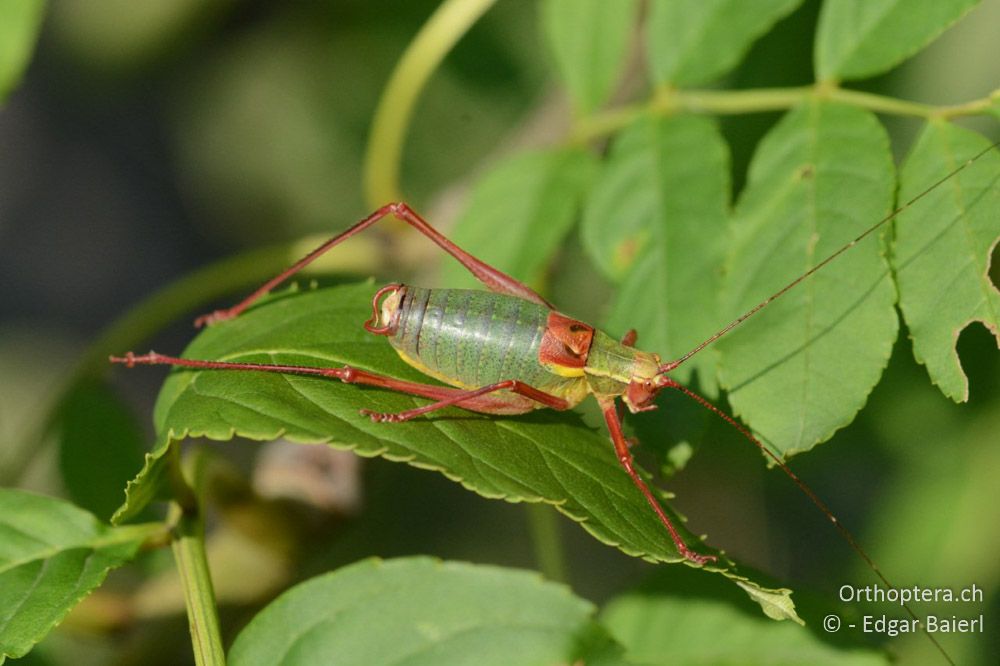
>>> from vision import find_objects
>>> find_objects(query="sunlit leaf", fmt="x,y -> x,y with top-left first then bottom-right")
0,489 -> 160,662
585,114 -> 729,395
646,0 -> 802,86
892,122 -> 1000,402
815,0 -> 980,81
540,0 -> 638,114
717,101 -> 898,458
230,557 -> 628,666
441,147 -> 598,292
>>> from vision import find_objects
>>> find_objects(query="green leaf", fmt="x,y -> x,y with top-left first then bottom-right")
815,0 -> 980,81
113,282 -> 799,620
540,0 -> 638,115
0,0 -> 45,102
647,0 -> 803,87
717,101 -> 898,458
56,380 -> 146,522
601,569 -> 888,665
585,114 -> 729,395
230,557 -> 629,666
0,489 -> 160,662
441,147 -> 598,291
125,282 -> 699,562
892,122 -> 1000,402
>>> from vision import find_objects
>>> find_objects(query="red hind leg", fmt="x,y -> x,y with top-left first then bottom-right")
360,379 -> 570,423
196,203 -> 551,327
109,352 -> 558,417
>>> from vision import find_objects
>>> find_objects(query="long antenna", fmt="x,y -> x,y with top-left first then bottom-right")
661,377 -> 956,665
663,139 -> 1000,373
657,140 -> 999,666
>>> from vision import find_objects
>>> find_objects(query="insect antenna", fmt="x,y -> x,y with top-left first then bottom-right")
658,376 -> 956,665
648,141 -> 1000,666
661,139 -> 1000,374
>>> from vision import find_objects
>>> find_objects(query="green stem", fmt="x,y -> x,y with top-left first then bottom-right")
363,0 -> 498,207
172,506 -> 225,666
675,86 -> 814,115
573,84 -> 998,143
936,92 -> 997,119
525,503 -> 567,584
825,87 -> 937,118
171,448 -> 225,666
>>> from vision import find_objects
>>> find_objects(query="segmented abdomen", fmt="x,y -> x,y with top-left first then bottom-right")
388,287 -> 565,391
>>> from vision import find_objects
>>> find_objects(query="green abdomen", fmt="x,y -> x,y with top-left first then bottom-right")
389,287 -> 567,391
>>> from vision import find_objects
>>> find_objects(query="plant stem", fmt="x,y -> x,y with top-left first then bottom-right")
525,503 -> 567,584
573,84 -> 998,143
363,0 -> 498,207
172,507 -> 226,666
825,87 -> 937,118
171,449 -> 226,666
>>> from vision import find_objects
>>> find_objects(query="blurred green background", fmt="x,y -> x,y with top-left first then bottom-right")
1,1 -> 998,664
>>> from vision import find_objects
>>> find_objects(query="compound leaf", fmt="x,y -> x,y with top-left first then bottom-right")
647,0 -> 803,87
584,114 -> 730,395
441,147 -> 597,292
717,101 -> 898,458
815,0 -> 980,81
540,0 -> 639,114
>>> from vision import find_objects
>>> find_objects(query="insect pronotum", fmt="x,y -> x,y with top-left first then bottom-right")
112,139 -> 996,656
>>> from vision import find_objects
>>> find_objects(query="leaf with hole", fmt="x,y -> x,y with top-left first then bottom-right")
892,122 -> 1000,402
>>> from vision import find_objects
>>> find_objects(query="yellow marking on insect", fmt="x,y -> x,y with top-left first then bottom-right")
391,347 -> 474,389
540,360 -> 587,378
